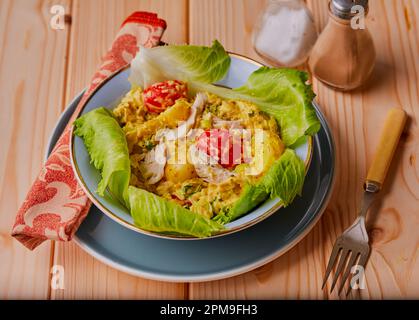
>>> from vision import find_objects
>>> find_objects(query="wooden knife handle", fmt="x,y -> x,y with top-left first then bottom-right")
366,108 -> 407,189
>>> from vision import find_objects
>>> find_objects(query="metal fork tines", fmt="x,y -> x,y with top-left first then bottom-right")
322,191 -> 375,295
322,108 -> 407,297
321,224 -> 370,295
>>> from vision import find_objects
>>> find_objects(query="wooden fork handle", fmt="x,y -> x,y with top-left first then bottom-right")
366,108 -> 407,190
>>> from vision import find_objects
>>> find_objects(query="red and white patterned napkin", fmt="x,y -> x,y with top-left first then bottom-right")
12,12 -> 167,250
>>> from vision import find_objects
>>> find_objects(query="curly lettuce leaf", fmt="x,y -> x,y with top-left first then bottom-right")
214,149 -> 305,224
260,148 -> 306,203
130,40 -> 318,146
74,107 -> 130,205
128,186 -> 224,237
213,184 -> 268,224
77,40 -> 319,233
194,67 -> 320,146
129,40 -> 231,88
74,108 -> 224,237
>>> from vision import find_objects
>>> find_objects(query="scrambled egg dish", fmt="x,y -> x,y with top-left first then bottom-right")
113,86 -> 285,219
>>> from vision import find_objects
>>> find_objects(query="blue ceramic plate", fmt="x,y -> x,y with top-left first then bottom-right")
47,94 -> 334,282
70,54 -> 313,239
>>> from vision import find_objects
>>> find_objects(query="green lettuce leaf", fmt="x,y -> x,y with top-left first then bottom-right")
74,108 -> 224,237
128,186 -> 224,237
213,184 -> 268,224
214,149 -> 305,224
74,107 -> 131,205
129,40 -> 231,88
194,67 -> 320,146
130,41 -> 319,146
260,148 -> 306,203
76,41 -> 319,235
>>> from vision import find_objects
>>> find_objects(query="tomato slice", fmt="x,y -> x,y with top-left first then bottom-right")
143,80 -> 188,114
196,129 -> 244,168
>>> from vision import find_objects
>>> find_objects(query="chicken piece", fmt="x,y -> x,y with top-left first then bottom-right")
138,143 -> 167,185
155,93 -> 207,141
188,145 -> 235,184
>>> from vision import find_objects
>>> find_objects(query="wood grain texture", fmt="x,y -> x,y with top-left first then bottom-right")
64,0 -> 188,105
1,0 -> 418,300
50,0 -> 188,300
51,241 -> 186,299
189,0 -> 419,299
0,0 -> 71,299
189,0 -> 267,61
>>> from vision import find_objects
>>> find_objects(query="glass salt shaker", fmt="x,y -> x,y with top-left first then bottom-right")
308,0 -> 376,90
252,0 -> 318,68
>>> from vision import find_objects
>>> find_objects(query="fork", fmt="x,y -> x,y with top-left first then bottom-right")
322,108 -> 407,296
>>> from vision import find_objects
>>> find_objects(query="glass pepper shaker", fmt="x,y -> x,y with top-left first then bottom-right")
308,0 -> 376,90
252,0 -> 318,68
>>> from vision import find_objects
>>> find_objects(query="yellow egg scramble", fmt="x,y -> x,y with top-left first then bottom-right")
113,87 -> 285,219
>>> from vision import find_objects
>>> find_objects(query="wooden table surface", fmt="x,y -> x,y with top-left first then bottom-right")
1,0 -> 418,300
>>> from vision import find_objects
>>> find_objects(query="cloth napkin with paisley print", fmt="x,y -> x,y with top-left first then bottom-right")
12,12 -> 167,250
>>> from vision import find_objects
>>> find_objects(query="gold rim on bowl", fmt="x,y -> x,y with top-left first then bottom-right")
69,53 -> 314,240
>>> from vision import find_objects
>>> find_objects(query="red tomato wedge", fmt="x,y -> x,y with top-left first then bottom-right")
196,129 -> 245,168
143,80 -> 188,114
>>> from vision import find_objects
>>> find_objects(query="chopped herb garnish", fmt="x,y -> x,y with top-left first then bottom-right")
182,184 -> 193,194
144,139 -> 155,151
208,104 -> 219,115
181,183 -> 202,198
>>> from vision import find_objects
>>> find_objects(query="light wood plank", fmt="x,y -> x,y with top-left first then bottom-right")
189,0 -> 419,299
64,0 -> 188,105
52,241 -> 187,299
0,0 -> 71,299
189,0 -> 267,61
51,0 -> 188,300
4,0 -> 417,300
309,0 -> 419,299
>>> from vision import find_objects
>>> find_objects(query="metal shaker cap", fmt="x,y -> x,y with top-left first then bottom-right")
330,0 -> 368,19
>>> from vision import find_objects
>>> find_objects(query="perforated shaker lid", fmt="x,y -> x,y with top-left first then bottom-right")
330,0 -> 368,19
